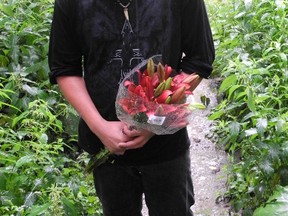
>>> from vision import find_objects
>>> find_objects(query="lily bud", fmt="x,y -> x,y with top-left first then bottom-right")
170,86 -> 186,104
157,63 -> 165,82
147,58 -> 155,78
164,64 -> 173,80
155,90 -> 173,104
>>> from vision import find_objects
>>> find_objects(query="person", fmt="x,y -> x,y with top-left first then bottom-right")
48,0 -> 215,215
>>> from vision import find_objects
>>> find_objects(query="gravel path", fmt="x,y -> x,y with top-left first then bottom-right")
141,78 -> 231,216
189,78 -> 230,215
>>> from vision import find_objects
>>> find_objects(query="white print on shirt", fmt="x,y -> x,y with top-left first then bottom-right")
109,17 -> 144,83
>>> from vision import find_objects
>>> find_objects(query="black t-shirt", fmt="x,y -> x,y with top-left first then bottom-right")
48,0 -> 215,165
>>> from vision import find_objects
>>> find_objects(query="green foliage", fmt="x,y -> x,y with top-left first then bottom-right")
0,97 -> 102,215
208,0 -> 288,213
3,0 -> 287,214
0,0 -> 52,77
253,186 -> 288,216
0,0 -> 103,215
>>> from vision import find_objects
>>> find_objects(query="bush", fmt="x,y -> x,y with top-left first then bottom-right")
209,0 -> 288,214
0,0 -> 103,215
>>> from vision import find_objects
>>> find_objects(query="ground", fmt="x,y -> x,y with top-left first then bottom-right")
141,78 -> 231,216
189,78 -> 230,216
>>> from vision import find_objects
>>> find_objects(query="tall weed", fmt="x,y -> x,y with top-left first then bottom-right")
209,0 -> 288,213
0,0 -> 102,215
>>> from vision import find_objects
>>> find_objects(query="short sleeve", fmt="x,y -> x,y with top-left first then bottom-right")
180,0 -> 215,78
48,0 -> 82,84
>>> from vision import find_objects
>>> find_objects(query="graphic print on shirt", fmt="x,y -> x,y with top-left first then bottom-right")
109,17 -> 144,83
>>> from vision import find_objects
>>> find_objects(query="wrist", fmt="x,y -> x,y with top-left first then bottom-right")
85,114 -> 107,135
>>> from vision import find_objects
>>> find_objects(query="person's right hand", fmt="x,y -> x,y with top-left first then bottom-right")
90,121 -> 133,155
55,76 -> 133,155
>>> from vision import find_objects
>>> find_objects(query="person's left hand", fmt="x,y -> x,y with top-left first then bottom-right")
118,125 -> 154,150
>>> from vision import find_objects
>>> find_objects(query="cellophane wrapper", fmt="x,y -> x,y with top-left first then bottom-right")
115,55 -> 194,135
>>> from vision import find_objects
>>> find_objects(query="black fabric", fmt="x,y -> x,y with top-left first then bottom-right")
93,152 -> 194,216
48,0 -> 215,165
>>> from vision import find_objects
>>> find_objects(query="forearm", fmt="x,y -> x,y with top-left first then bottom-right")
56,76 -> 105,134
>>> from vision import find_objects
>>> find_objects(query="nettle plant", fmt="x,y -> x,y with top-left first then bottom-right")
209,0 -> 288,214
0,92 -> 102,215
0,0 -> 103,215
0,0 -> 52,77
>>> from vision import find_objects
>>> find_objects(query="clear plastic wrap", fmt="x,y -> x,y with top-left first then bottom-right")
115,55 -> 201,135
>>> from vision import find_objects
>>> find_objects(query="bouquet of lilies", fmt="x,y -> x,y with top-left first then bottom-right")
116,55 -> 204,135
85,56 -> 205,174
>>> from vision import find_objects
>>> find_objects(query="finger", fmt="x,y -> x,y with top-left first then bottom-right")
119,140 -> 143,150
112,149 -> 126,155
122,126 -> 141,137
118,141 -> 134,149
121,127 -> 135,139
121,127 -> 127,135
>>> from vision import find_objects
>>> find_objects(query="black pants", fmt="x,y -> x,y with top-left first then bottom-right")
93,152 -> 194,216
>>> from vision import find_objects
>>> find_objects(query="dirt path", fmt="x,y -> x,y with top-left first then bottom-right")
141,79 -> 231,216
189,78 -> 230,215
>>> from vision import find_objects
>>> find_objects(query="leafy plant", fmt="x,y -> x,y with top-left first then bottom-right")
0,96 -> 102,215
0,0 -> 103,215
208,0 -> 288,213
253,186 -> 288,216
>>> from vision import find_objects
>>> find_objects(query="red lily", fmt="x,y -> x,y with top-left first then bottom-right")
118,96 -> 147,115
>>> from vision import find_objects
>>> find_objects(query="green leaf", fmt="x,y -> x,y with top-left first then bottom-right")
62,197 -> 79,216
242,112 -> 256,122
279,53 -> 287,63
235,91 -> 247,101
256,118 -> 268,134
275,119 -> 285,133
133,112 -> 148,123
228,84 -> 244,100
188,102 -> 206,110
27,203 -> 51,216
200,95 -> 211,107
39,133 -> 48,144
85,149 -> 110,174
0,101 -> 21,112
247,88 -> 256,112
219,74 -> 238,93
229,121 -> 240,137
0,4 -> 14,16
245,128 -> 257,137
24,192 -> 36,207
15,155 -> 34,168
22,84 -> 40,96
208,110 -> 225,120
0,173 -> 7,190
259,160 -> 274,176
253,186 -> 288,216
256,94 -> 270,103
0,151 -> 17,164
12,112 -> 27,128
